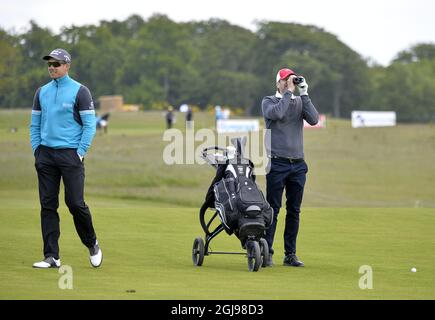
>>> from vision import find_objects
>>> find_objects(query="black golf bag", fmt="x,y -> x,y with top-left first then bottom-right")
193,137 -> 273,271
206,138 -> 273,246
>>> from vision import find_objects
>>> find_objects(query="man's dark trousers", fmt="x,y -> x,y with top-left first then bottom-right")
265,158 -> 308,256
35,145 -> 96,259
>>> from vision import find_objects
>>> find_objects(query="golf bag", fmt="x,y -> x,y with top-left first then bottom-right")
209,139 -> 273,245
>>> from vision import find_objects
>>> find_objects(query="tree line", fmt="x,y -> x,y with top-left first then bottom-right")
1,14 -> 435,122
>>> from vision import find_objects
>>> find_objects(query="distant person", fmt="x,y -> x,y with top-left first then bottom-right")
96,112 -> 110,134
186,106 -> 193,129
166,106 -> 175,129
261,68 -> 319,267
215,105 -> 222,130
30,48 -> 103,268
215,105 -> 222,122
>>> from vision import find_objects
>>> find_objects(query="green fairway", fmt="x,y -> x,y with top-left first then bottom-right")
0,110 -> 434,299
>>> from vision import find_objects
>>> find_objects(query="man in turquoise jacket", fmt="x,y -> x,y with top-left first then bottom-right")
30,48 -> 102,268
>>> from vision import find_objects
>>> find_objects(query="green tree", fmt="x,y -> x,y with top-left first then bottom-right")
186,19 -> 259,111
376,59 -> 435,122
2,15 -> 434,122
16,21 -> 65,107
393,43 -> 435,63
115,14 -> 197,108
0,29 -> 22,107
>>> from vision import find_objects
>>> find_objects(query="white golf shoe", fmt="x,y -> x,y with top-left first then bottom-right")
33,257 -> 61,268
89,240 -> 103,268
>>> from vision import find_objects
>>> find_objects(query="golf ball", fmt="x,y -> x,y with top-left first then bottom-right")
411,267 -> 417,272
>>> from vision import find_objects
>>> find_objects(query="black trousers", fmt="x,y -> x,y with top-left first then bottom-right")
34,145 -> 97,259
265,158 -> 307,256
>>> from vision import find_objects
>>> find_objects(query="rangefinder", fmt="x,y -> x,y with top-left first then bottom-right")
293,76 -> 304,85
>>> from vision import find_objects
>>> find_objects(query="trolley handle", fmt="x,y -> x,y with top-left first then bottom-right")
201,146 -> 228,168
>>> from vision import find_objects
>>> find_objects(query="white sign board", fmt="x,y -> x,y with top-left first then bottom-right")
216,119 -> 260,133
351,111 -> 396,128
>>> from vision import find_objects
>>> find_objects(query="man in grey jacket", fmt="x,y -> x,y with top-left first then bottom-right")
261,68 -> 319,267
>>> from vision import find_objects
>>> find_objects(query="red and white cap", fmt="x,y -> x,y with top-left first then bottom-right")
276,68 -> 296,83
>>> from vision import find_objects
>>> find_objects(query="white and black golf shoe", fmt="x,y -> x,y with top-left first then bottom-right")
33,257 -> 61,268
89,240 -> 103,268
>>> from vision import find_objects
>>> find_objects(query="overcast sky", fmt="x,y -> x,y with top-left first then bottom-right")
1,0 -> 435,66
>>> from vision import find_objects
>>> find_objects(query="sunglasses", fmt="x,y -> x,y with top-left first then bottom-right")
47,61 -> 65,67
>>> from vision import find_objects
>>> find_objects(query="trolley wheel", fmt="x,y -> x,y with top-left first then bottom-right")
192,237 -> 205,266
259,238 -> 269,268
246,240 -> 261,272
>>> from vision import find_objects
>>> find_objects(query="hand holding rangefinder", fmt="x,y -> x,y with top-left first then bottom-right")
293,76 -> 304,85
294,76 -> 308,95
284,73 -> 308,95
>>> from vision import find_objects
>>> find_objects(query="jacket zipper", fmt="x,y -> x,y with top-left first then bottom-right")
55,80 -> 59,104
